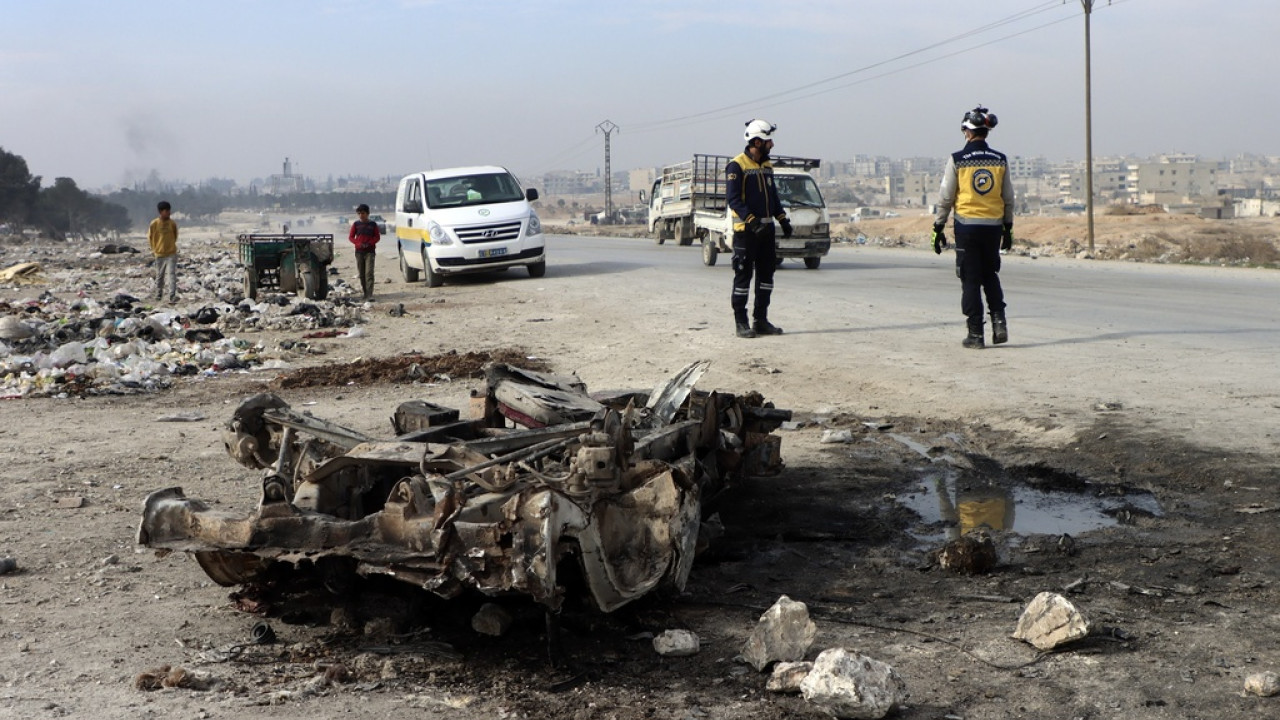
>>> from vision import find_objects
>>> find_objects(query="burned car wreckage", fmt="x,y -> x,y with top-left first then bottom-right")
138,361 -> 791,615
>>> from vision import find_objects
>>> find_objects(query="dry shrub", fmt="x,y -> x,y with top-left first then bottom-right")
1183,235 -> 1280,265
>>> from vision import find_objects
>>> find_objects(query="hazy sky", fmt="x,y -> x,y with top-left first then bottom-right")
2,0 -> 1276,190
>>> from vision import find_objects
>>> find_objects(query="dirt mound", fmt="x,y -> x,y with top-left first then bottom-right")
272,348 -> 548,389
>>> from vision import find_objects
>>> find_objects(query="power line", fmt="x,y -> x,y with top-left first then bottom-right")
529,0 -> 1132,174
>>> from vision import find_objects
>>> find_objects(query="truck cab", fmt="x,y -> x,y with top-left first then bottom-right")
393,166 -> 546,287
648,154 -> 831,269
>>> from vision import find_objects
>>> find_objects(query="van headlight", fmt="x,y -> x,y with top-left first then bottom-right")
527,213 -> 542,236
814,222 -> 830,236
428,220 -> 453,246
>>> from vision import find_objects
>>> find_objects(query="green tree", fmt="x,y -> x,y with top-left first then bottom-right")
37,177 -> 131,241
0,147 -> 41,231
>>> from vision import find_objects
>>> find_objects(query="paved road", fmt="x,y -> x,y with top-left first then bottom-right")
543,234 -> 1280,454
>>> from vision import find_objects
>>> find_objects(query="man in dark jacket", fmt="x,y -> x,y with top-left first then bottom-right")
349,203 -> 381,300
725,119 -> 793,338
932,106 -> 1016,349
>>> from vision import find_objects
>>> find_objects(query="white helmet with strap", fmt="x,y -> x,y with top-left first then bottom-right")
744,119 -> 777,142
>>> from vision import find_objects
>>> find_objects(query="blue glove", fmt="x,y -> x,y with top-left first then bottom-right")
746,216 -> 762,236
932,223 -> 947,254
1001,223 -> 1014,251
778,217 -> 793,239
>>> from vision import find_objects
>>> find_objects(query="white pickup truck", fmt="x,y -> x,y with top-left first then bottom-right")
645,154 -> 831,269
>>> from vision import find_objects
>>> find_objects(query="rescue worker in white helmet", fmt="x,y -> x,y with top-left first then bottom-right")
725,119 -> 792,338
932,106 -> 1016,348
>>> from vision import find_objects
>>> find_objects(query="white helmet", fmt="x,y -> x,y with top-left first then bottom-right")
744,119 -> 777,142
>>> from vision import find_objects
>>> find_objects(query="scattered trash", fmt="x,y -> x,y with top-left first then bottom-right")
134,665 -> 214,691
0,262 -> 42,283
0,557 -> 17,575
820,428 -> 854,444
250,621 -> 276,645
155,412 -> 207,422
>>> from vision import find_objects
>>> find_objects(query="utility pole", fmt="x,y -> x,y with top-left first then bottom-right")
1080,0 -> 1102,254
596,120 -> 618,224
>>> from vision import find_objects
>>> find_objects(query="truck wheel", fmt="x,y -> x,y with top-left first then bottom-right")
804,256 -> 822,270
302,261 -> 330,299
527,260 -> 547,278
422,248 -> 443,288
244,271 -> 258,300
702,239 -> 718,266
654,223 -> 666,245
677,218 -> 694,246
400,246 -> 420,282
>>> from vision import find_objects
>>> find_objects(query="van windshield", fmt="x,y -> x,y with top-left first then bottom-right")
425,173 -> 524,209
775,175 -> 824,208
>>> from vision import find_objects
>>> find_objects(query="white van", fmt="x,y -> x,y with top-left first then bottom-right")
393,166 -> 546,287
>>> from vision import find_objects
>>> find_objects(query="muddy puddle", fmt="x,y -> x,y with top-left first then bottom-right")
898,465 -> 1163,546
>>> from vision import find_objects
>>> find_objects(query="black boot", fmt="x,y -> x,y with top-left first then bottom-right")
735,313 -> 756,338
962,320 -> 984,349
991,311 -> 1008,345
753,318 -> 783,335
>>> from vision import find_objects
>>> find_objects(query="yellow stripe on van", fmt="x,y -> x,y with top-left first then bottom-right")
396,226 -> 430,244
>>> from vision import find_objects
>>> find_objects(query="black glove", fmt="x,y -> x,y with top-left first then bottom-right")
778,217 -> 793,239
746,216 -> 762,236
932,223 -> 947,255
1001,224 -> 1014,251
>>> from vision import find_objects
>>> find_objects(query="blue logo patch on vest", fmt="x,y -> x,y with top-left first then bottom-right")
972,169 -> 994,195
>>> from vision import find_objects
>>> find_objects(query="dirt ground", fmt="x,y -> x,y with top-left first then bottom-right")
1,211 -> 1279,719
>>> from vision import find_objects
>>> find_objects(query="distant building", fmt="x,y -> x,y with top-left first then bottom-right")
1129,155 -> 1218,201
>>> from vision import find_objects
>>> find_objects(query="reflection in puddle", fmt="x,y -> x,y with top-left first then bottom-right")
900,468 -> 1163,545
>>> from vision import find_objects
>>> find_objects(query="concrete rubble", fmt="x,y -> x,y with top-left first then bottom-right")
0,247 -> 368,398
799,648 -> 908,720
652,629 -> 700,657
740,595 -> 818,672
1244,671 -> 1280,697
1011,591 -> 1091,650
765,660 -> 812,693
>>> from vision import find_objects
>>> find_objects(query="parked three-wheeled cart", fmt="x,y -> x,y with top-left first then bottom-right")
237,233 -> 333,300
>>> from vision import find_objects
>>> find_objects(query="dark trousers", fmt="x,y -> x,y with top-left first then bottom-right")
731,225 -> 777,321
954,224 -> 1005,325
355,250 -> 376,298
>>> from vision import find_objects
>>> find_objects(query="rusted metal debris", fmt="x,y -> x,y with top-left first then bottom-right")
138,360 -> 791,614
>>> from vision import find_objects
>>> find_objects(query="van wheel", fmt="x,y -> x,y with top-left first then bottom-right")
422,248 -> 443,288
702,238 -> 718,266
527,260 -> 546,278
400,246 -> 420,282
804,256 -> 822,269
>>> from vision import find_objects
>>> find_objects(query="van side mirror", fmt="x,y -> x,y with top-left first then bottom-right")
525,188 -> 539,202
404,199 -> 423,214
638,189 -> 646,202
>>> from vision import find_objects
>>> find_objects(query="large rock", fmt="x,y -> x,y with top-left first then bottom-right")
740,595 -> 817,672
799,648 -> 907,719
1244,671 -> 1280,697
1012,591 -> 1090,650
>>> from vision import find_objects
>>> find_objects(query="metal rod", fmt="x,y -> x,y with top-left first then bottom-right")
1082,0 -> 1096,254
